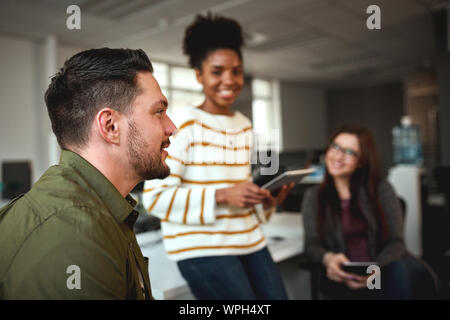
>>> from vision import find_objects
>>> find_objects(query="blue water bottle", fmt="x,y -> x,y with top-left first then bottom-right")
392,116 -> 423,165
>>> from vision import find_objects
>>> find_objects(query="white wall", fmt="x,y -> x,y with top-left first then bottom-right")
58,45 -> 86,70
280,82 -> 327,151
0,34 -> 40,183
0,33 -> 86,185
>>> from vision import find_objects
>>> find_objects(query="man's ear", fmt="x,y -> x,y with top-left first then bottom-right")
95,108 -> 121,144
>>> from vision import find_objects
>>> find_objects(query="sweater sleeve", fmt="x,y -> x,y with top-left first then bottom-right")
141,126 -> 217,226
264,206 -> 276,222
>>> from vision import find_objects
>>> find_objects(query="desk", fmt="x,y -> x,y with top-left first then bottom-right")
137,212 -> 304,300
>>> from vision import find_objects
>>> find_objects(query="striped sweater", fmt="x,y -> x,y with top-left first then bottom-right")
142,106 -> 274,261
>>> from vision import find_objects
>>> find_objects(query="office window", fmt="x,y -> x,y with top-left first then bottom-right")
252,79 -> 272,98
152,62 -> 168,88
252,99 -> 271,134
170,67 -> 202,91
171,90 -> 204,115
152,62 -> 170,99
152,62 -> 204,116
252,78 -> 283,151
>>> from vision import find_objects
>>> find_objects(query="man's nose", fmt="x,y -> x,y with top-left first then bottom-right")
165,115 -> 177,137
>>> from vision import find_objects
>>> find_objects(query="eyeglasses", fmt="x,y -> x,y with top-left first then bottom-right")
328,142 -> 359,159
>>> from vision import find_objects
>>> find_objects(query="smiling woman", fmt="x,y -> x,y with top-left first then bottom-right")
141,13 -> 294,300
302,124 -> 438,300
194,48 -> 244,116
325,134 -> 362,191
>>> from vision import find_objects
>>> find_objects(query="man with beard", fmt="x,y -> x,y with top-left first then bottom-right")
0,48 -> 176,299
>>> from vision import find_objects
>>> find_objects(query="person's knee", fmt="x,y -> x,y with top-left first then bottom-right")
382,258 -> 437,299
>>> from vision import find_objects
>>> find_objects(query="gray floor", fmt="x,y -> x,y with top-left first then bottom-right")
278,255 -> 312,300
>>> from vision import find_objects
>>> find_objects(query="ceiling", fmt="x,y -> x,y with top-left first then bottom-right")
0,0 -> 449,87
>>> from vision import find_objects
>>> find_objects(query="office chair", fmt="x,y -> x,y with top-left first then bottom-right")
433,166 -> 450,227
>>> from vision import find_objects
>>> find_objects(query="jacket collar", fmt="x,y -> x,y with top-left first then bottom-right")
59,150 -> 137,224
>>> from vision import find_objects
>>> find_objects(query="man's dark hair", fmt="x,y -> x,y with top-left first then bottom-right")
183,12 -> 244,70
45,48 -> 153,149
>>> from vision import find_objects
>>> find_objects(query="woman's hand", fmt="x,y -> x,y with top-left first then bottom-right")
344,275 -> 369,289
323,252 -> 352,283
275,182 -> 295,206
215,182 -> 270,208
261,182 -> 295,209
215,181 -> 295,210
323,252 -> 369,289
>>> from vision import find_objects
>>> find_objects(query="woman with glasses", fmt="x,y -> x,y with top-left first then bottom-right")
302,124 -> 437,299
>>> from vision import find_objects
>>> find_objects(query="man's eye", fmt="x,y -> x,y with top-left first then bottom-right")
212,70 -> 221,76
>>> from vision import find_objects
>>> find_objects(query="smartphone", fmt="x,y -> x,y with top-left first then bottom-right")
341,262 -> 378,276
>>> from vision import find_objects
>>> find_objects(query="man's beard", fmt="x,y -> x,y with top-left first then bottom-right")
127,120 -> 170,181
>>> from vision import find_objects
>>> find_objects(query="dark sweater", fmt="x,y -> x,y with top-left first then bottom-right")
340,199 -> 371,262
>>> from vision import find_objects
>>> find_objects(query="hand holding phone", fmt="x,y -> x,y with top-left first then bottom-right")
341,262 -> 378,276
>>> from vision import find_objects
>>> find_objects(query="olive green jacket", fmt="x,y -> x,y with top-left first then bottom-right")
0,150 -> 152,300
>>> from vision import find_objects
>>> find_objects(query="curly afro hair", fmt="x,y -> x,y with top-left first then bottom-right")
183,12 -> 244,70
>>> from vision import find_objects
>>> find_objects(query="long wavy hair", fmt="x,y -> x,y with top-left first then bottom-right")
317,124 -> 389,245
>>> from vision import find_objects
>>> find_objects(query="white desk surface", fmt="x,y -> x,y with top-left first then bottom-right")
137,211 -> 304,300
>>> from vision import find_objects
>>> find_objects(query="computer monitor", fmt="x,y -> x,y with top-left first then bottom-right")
2,161 -> 31,200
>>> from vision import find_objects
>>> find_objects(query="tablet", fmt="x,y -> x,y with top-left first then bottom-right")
261,168 -> 315,193
342,262 -> 379,276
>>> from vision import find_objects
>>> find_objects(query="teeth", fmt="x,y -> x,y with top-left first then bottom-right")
219,90 -> 233,95
332,162 -> 343,168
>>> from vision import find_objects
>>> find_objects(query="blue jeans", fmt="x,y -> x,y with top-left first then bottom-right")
382,256 -> 437,299
177,247 -> 288,300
